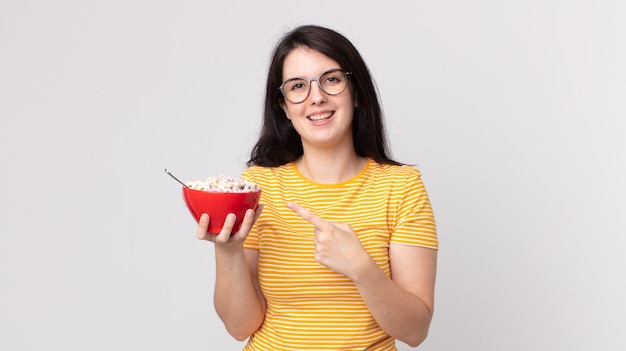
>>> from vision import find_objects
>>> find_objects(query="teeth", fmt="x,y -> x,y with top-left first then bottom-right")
309,112 -> 332,121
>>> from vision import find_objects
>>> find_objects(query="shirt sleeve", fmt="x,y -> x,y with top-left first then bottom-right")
241,168 -> 260,250
390,168 -> 438,249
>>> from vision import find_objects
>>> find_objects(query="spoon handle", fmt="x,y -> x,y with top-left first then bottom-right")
164,169 -> 189,188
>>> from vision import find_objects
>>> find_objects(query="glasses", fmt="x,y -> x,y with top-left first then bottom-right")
279,69 -> 352,104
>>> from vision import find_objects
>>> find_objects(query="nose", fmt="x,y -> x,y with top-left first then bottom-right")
307,80 -> 325,104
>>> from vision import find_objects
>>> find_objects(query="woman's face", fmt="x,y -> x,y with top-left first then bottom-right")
280,46 -> 355,152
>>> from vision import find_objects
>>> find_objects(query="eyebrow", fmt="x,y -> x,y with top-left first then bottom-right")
282,67 -> 343,81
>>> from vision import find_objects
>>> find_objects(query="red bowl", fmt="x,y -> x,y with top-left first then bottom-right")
182,186 -> 261,234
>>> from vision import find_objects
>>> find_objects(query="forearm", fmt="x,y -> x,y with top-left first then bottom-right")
353,262 -> 433,347
213,247 -> 264,341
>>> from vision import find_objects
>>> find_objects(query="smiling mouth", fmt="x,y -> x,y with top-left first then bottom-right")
307,112 -> 333,121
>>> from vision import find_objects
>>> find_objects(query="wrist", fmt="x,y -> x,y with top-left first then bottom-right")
350,255 -> 383,284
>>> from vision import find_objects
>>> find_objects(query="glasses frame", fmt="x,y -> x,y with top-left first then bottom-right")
278,68 -> 352,104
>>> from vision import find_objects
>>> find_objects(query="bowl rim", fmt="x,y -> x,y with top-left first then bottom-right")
182,186 -> 262,195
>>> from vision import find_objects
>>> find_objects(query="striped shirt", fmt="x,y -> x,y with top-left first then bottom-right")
241,159 -> 437,351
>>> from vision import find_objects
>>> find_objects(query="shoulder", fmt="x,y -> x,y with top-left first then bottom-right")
363,161 -> 429,198
368,161 -> 423,182
242,164 -> 294,185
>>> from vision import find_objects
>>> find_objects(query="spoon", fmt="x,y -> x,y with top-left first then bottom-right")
164,168 -> 189,188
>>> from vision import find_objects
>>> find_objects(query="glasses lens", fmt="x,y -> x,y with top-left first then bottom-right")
320,70 -> 348,95
283,78 -> 309,103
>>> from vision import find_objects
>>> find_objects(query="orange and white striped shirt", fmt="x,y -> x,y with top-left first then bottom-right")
241,159 -> 437,351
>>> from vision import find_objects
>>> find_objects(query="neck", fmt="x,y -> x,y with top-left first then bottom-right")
296,149 -> 367,184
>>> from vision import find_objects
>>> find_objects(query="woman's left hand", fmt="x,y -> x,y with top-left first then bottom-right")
287,202 -> 374,279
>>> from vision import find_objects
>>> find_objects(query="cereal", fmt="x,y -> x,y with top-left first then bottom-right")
185,174 -> 260,193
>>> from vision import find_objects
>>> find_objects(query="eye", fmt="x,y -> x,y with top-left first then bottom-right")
322,71 -> 345,86
291,83 -> 305,91
286,79 -> 307,91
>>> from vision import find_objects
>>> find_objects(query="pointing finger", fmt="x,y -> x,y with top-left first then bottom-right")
286,202 -> 330,230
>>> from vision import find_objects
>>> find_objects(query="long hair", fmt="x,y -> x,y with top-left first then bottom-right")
247,25 -> 401,167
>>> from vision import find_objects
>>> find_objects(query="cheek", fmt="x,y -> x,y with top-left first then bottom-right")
282,104 -> 306,120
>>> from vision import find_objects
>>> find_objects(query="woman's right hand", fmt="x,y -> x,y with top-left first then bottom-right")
196,204 -> 264,248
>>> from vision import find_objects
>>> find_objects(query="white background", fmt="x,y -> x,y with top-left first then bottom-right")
1,1 -> 625,350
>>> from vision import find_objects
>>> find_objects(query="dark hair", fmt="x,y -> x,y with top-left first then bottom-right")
247,25 -> 401,167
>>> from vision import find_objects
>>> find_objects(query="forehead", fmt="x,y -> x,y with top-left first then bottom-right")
282,46 -> 341,79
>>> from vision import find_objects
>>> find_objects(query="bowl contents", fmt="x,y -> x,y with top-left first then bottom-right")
185,175 -> 260,193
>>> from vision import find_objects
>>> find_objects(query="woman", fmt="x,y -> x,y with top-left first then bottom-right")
196,25 -> 438,350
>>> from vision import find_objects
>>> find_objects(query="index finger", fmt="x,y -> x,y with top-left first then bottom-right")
286,202 -> 331,230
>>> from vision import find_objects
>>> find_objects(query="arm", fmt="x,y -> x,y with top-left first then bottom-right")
213,246 -> 266,341
197,207 -> 267,341
352,244 -> 437,347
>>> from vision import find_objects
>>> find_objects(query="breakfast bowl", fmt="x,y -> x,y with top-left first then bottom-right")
182,186 -> 262,234
166,169 -> 261,234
